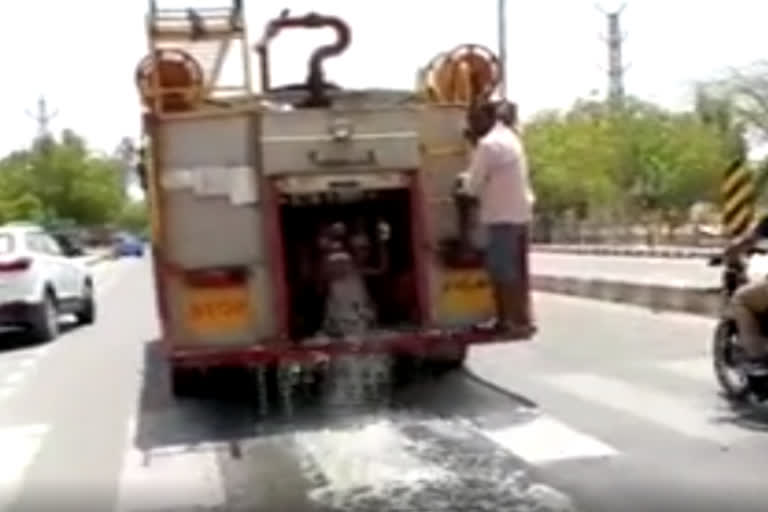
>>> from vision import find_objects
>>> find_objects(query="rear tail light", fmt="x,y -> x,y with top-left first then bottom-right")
183,266 -> 247,288
0,258 -> 32,272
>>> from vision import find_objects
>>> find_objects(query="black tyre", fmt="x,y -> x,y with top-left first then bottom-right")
427,343 -> 469,375
713,320 -> 750,401
75,281 -> 96,325
170,366 -> 201,398
29,290 -> 59,343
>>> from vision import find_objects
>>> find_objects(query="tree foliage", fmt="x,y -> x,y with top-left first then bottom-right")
703,61 -> 768,143
0,130 -> 138,228
115,200 -> 149,234
523,96 -> 733,225
698,61 -> 768,201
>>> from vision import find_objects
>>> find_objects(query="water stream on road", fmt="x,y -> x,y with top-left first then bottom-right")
253,354 -> 580,512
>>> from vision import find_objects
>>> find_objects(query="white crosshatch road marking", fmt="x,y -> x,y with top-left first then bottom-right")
0,347 -> 49,404
477,415 -> 619,465
655,356 -> 714,383
113,417 -> 227,512
540,372 -> 749,444
0,424 -> 49,510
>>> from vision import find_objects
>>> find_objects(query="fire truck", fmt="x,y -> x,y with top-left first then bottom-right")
135,1 -> 530,398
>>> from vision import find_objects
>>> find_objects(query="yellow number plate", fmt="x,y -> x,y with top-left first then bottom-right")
437,269 -> 494,318
185,286 -> 251,334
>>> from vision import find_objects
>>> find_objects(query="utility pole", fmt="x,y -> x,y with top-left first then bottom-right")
497,0 -> 507,99
596,3 -> 629,106
25,96 -> 58,139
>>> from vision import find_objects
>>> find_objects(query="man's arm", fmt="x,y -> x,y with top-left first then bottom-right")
726,216 -> 768,258
464,142 -> 489,197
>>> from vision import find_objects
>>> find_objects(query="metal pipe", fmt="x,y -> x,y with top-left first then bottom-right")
497,0 -> 507,98
256,45 -> 270,92
254,12 -> 351,102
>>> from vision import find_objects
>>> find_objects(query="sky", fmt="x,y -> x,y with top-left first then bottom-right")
1,0 -> 767,159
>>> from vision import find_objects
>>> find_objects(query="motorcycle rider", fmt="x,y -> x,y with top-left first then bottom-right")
725,214 -> 768,371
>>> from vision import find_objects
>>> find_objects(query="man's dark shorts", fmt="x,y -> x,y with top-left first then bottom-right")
485,223 -> 528,284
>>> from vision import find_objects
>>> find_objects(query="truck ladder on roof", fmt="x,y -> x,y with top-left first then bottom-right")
143,0 -> 253,113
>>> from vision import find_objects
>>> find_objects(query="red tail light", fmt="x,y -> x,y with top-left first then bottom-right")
0,258 -> 32,272
183,266 -> 247,288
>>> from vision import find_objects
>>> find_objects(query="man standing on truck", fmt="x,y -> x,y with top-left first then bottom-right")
458,100 -> 536,337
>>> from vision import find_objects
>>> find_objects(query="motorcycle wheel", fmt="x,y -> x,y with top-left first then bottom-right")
712,320 -> 750,401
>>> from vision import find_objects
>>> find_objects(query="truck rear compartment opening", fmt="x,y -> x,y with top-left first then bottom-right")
278,187 -> 422,341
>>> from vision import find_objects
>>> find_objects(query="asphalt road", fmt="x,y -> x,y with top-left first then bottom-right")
532,250 -> 768,288
1,258 -> 768,511
531,252 -> 721,287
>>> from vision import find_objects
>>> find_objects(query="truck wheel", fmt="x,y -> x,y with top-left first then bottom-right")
170,366 -> 200,398
428,343 -> 468,374
29,291 -> 59,343
75,281 -> 96,325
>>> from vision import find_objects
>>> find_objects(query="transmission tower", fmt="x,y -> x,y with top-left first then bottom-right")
25,96 -> 58,139
597,4 -> 629,105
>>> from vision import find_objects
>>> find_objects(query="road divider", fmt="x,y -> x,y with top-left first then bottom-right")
533,244 -> 718,259
532,274 -> 720,317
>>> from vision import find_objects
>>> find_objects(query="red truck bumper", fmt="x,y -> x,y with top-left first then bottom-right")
166,327 -> 528,369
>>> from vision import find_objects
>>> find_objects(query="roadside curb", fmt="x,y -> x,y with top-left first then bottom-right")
533,244 -> 718,259
532,274 -> 721,318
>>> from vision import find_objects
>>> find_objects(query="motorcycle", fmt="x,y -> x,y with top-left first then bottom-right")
709,247 -> 768,402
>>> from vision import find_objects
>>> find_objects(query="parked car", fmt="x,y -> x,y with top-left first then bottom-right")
51,231 -> 86,257
112,233 -> 144,258
0,224 -> 95,341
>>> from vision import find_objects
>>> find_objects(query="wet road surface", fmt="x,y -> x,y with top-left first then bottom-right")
0,257 -> 767,511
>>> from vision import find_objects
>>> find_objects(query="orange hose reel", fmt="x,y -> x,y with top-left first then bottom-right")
422,44 -> 501,105
135,49 -> 204,113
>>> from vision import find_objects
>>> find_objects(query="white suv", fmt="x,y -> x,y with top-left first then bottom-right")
0,224 -> 95,341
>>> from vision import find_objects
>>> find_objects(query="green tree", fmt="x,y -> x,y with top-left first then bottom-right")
0,130 -> 127,226
698,63 -> 768,201
524,96 -> 732,237
115,200 -> 149,234
524,108 -> 620,219
0,194 -> 45,224
708,61 -> 768,142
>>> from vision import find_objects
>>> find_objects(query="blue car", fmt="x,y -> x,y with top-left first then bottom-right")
113,234 -> 144,258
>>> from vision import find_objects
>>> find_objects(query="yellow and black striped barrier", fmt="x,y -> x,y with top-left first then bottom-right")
721,158 -> 756,238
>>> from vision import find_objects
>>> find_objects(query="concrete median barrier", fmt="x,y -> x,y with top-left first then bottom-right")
533,244 -> 719,259
532,274 -> 721,317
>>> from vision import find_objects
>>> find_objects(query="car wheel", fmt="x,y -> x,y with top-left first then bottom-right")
75,280 -> 96,325
29,290 -> 59,342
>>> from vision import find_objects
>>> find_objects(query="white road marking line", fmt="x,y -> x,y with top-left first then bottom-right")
295,420 -> 453,502
0,424 -> 49,509
0,361 -> 26,376
656,357 -> 713,383
478,415 -> 619,465
3,370 -> 25,386
113,417 -> 226,512
542,373 -> 749,444
0,350 -> 47,400
17,358 -> 37,369
96,260 -> 138,297
0,347 -> 48,366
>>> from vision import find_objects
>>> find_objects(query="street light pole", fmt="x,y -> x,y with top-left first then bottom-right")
497,0 -> 507,99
